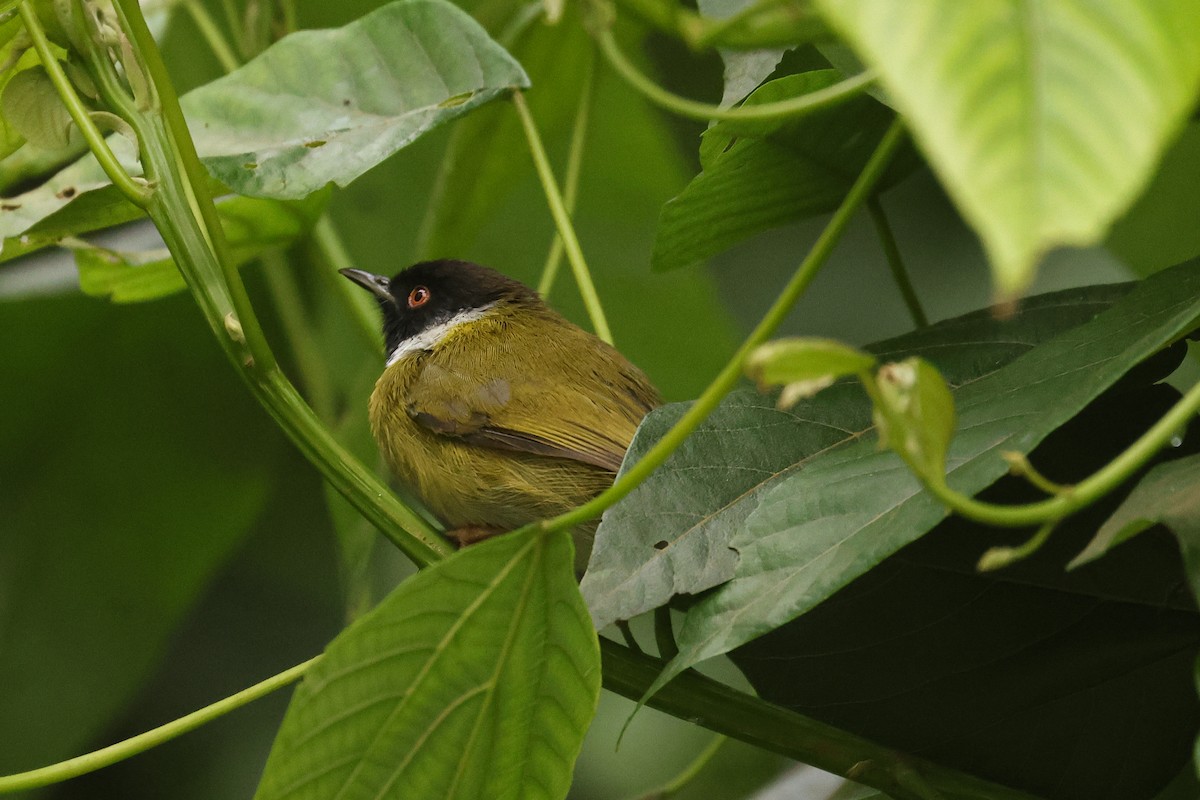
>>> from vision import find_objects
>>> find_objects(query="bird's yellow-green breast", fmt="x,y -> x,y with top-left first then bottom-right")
343,259 -> 660,562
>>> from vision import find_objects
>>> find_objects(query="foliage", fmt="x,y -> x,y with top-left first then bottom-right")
2,0 -> 1200,799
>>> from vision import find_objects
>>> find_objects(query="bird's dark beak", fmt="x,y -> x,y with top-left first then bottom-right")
339,268 -> 395,304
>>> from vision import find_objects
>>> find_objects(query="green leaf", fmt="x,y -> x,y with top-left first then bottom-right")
181,0 -> 529,200
652,70 -> 900,271
1,0 -> 527,257
1071,454 -> 1200,571
0,65 -> 73,150
75,191 -> 328,302
654,257 -> 1200,692
871,356 -> 955,480
254,529 -> 600,800
746,336 -> 876,405
582,282 -> 1131,628
813,0 -> 1200,297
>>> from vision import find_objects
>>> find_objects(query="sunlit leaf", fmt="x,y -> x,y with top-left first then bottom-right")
747,337 -> 875,406
813,0 -> 1200,296
871,356 -> 955,480
254,530 -> 600,800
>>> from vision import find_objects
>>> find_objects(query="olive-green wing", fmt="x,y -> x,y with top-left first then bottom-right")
405,335 -> 658,472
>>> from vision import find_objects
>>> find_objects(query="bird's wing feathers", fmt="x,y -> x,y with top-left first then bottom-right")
405,320 -> 657,473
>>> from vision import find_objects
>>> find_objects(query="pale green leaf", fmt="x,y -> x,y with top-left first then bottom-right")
697,0 -> 785,107
1070,453 -> 1200,571
813,0 -> 1200,296
1,66 -> 72,150
254,529 -> 600,800
1,0 -> 527,256
651,257 -> 1200,692
181,0 -> 529,200
74,192 -> 327,302
871,356 -> 955,479
747,337 -> 876,405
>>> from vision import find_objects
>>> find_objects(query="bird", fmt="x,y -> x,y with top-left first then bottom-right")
341,259 -> 661,570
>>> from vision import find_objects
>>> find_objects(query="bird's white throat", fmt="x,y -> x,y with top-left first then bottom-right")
385,303 -> 497,367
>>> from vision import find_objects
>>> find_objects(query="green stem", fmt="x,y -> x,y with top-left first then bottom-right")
924,377 -> 1200,528
636,734 -> 727,799
512,89 -> 613,344
183,0 -> 241,73
1001,451 -> 1066,495
596,25 -> 875,122
868,197 -> 927,329
0,657 -> 319,794
106,0 -> 451,566
538,44 -> 596,299
690,0 -> 829,50
261,250 -> 336,419
526,119 -> 907,536
311,214 -> 383,355
17,2 -> 151,206
600,641 -> 1042,800
976,520 -> 1058,572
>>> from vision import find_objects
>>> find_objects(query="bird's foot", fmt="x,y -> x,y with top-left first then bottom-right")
445,525 -> 504,548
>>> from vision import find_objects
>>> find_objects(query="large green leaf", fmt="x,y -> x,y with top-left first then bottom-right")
0,0 -> 527,256
652,70 -> 900,271
813,0 -> 1200,296
731,385 -> 1200,800
653,257 -> 1200,691
254,529 -> 600,800
74,191 -> 328,302
183,0 -> 528,200
583,282 -> 1131,628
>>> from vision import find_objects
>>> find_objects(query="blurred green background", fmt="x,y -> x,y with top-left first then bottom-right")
3,1 -> 1199,798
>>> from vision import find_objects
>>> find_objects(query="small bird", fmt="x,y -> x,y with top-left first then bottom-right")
341,259 -> 661,568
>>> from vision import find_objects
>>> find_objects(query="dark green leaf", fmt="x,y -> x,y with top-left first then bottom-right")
1071,454 -> 1200,571
730,382 -> 1200,800
582,282 -> 1131,628
814,0 -> 1200,296
652,70 -> 898,271
254,530 -> 600,800
75,191 -> 328,302
656,258 -> 1200,691
182,0 -> 529,200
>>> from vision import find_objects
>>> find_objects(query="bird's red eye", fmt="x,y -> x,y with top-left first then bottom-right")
408,286 -> 431,309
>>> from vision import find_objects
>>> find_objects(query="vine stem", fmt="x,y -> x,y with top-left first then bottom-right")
595,25 -> 875,123
183,0 -> 240,72
17,2 -> 150,206
537,43 -> 596,298
526,118 -> 908,537
0,657 -> 320,794
868,197 -> 928,329
513,89 -> 613,344
923,376 -> 1200,528
106,0 -> 451,565
635,734 -> 726,799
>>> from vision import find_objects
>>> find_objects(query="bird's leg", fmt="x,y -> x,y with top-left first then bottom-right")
445,525 -> 505,548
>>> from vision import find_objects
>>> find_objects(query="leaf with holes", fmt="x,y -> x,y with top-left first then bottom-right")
254,529 -> 600,800
582,282 -> 1132,628
813,0 -> 1200,296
